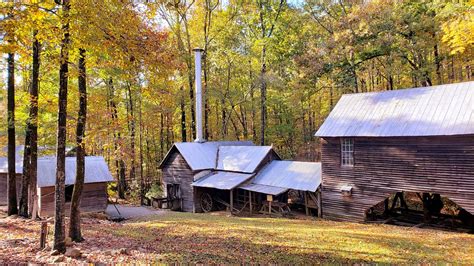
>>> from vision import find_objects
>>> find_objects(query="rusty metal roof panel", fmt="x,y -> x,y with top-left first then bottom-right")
315,81 -> 474,137
192,171 -> 254,190
217,146 -> 273,173
252,161 -> 321,192
37,156 -> 114,187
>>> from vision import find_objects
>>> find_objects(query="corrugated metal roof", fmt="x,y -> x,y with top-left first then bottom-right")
0,157 -> 23,174
36,156 -> 114,187
252,161 -> 321,192
217,146 -> 273,173
315,81 -> 474,137
239,183 -> 288,195
161,141 -> 254,171
192,171 -> 254,190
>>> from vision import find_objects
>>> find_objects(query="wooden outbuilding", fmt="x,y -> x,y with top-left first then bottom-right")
315,81 -> 474,222
158,141 -> 279,212
0,156 -> 114,217
159,141 -> 323,216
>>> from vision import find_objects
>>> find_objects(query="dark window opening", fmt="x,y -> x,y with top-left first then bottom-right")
65,185 -> 74,202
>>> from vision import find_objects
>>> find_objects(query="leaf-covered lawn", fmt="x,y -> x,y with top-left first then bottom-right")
1,211 -> 473,264
107,212 -> 474,264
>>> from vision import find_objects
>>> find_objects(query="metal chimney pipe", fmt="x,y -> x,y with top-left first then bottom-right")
193,48 -> 205,143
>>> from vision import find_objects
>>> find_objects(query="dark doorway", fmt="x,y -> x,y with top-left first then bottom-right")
65,185 -> 74,203
166,184 -> 181,211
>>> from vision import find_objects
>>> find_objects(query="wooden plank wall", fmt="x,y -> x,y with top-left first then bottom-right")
320,135 -> 474,221
38,182 -> 108,217
0,173 -> 23,205
162,149 -> 196,212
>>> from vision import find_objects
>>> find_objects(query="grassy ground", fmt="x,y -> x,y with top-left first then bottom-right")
106,212 -> 473,264
1,210 -> 473,264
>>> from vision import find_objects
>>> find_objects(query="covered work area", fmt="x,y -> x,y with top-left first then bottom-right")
191,160 -> 322,217
240,161 -> 322,217
192,171 -> 254,213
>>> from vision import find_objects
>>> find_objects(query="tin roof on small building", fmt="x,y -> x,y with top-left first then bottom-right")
217,146 -> 274,173
239,183 -> 288,196
249,161 -> 321,192
192,171 -> 254,190
37,156 -> 114,187
159,141 -> 254,171
0,157 -> 23,174
315,81 -> 474,137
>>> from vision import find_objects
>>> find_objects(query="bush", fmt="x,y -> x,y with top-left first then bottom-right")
145,183 -> 164,200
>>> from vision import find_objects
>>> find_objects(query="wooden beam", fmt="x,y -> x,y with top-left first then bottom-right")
317,190 -> 322,218
304,191 -> 309,216
249,191 -> 252,215
230,189 -> 233,214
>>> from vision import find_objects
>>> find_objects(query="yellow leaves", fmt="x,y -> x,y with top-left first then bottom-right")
441,11 -> 474,55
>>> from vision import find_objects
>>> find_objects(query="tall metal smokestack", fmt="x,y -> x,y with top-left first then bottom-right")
193,48 -> 205,143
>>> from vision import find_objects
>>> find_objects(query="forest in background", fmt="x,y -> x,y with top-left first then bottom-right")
1,0 -> 473,200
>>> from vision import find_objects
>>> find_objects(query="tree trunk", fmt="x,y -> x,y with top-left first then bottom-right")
138,87 -> 144,205
29,32 -> 40,219
180,86 -> 187,142
260,44 -> 267,146
249,59 -> 257,143
7,51 -> 18,216
54,0 -> 70,253
107,79 -> 126,199
69,48 -> 87,242
19,128 -> 30,217
126,85 -> 136,184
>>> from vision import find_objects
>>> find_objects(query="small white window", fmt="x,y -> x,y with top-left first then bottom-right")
341,138 -> 354,166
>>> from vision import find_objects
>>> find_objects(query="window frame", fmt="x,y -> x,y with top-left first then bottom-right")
340,138 -> 355,167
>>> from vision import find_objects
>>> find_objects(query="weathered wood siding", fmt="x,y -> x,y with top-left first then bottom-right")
320,135 -> 474,221
38,182 -> 108,217
162,149 -> 195,212
0,173 -> 22,205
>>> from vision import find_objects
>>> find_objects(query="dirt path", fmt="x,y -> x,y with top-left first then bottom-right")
105,205 -> 164,219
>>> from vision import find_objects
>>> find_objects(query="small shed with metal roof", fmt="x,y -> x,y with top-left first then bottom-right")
158,141 -> 280,213
0,156 -> 114,216
159,140 -> 324,216
315,81 -> 474,222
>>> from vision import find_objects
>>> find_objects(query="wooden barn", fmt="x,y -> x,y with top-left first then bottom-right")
0,156 -> 114,217
158,142 -> 280,212
315,81 -> 474,222
158,141 -> 323,215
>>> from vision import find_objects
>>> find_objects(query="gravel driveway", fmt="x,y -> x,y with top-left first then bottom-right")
105,204 -> 164,219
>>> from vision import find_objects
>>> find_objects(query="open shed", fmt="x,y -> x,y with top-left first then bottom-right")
240,161 -> 322,216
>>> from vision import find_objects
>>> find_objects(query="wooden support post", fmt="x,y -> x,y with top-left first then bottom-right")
40,222 -> 48,249
317,191 -> 322,218
230,189 -> 233,214
249,191 -> 252,215
304,192 -> 309,216
269,200 -> 271,215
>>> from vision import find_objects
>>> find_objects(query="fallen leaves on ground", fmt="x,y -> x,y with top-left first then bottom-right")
0,211 -> 473,264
